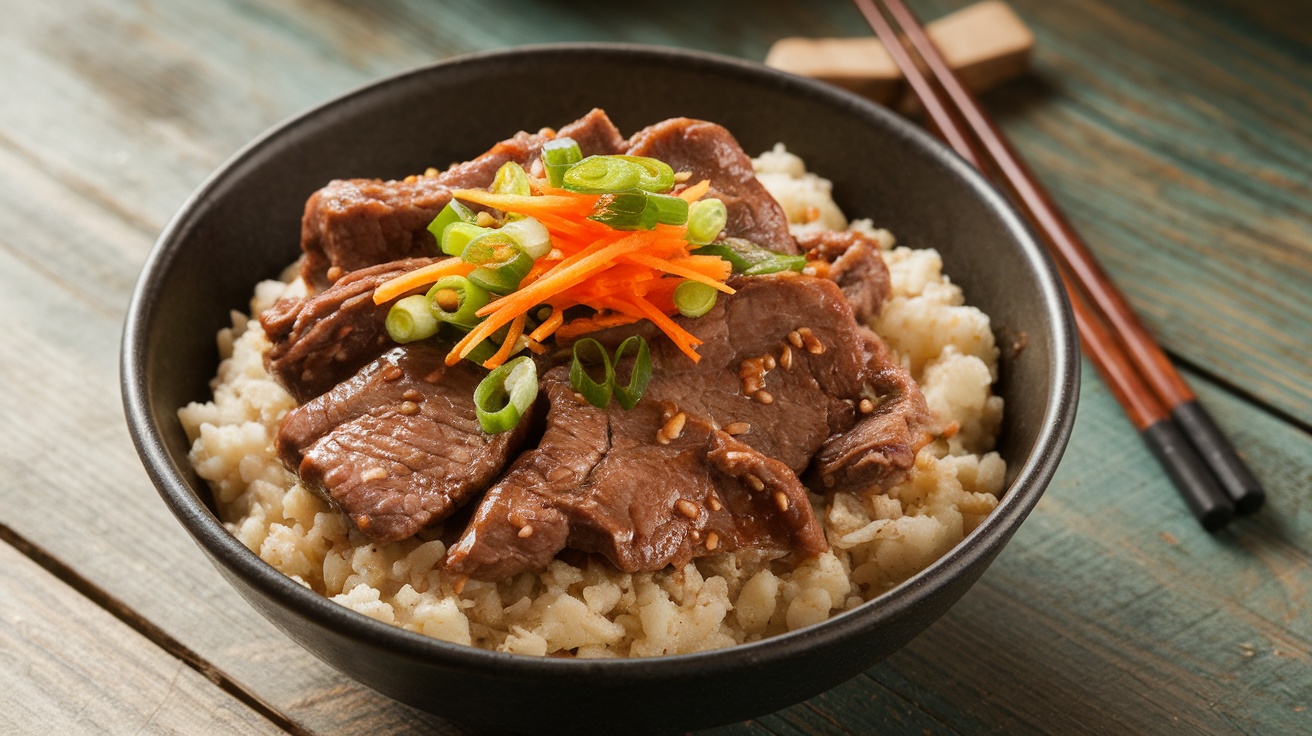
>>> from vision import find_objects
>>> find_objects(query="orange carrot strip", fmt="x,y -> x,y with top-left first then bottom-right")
372,258 -> 475,305
621,253 -> 735,294
554,311 -> 643,342
451,189 -> 598,216
534,210 -> 610,241
482,312 -> 527,370
528,306 -> 565,342
622,294 -> 703,363
677,179 -> 711,202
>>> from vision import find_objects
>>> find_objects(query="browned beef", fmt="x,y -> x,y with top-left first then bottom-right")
275,344 -> 532,543
445,274 -> 919,580
443,370 -> 826,580
260,258 -> 439,403
626,119 -> 798,255
808,329 -> 931,493
797,230 -> 892,322
299,109 -> 627,289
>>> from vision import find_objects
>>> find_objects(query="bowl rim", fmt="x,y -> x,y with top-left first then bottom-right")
122,42 -> 1078,679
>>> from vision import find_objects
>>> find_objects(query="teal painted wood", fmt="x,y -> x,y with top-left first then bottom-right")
0,0 -> 1308,734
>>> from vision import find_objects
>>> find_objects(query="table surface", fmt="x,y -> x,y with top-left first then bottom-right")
2,0 -> 1309,733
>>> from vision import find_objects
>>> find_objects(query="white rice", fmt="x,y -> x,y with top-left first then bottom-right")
179,146 -> 1005,657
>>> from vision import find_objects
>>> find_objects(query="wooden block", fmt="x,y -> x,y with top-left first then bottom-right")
764,1 -> 1035,104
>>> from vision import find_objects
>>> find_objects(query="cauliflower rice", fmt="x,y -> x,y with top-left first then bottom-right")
179,146 -> 1005,657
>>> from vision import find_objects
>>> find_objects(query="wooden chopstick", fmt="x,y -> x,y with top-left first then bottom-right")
853,0 -> 1265,527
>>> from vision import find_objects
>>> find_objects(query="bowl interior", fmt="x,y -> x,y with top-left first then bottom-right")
124,44 -> 1077,729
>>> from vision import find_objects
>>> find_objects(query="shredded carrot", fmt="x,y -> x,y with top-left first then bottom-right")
451,189 -> 598,217
482,312 -> 527,369
677,179 -> 711,203
529,306 -> 565,342
555,311 -> 643,342
621,253 -> 736,294
372,258 -> 475,305
621,294 -> 703,363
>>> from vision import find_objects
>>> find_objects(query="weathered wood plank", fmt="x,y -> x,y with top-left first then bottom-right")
0,540 -> 284,735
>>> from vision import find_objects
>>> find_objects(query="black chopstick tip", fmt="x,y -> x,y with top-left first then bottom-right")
1142,419 -> 1235,532
1172,401 -> 1265,515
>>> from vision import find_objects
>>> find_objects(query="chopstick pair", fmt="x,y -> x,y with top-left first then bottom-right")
851,0 -> 1265,530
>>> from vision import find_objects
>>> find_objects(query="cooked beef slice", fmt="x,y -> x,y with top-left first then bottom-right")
626,118 -> 798,255
261,258 -> 439,403
299,109 -> 627,289
808,328 -> 931,493
276,344 -> 532,543
443,370 -> 826,580
797,230 -> 892,322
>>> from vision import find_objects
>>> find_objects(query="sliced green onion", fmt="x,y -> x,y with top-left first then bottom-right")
464,337 -> 498,365
441,222 -> 491,257
561,156 -> 642,194
427,200 -> 476,245
542,137 -> 583,188
492,161 -> 532,197
499,216 -> 553,258
474,356 -> 538,434
426,275 -> 490,328
462,232 -> 534,293
686,198 -> 728,245
612,336 -> 652,410
673,280 -> 718,318
692,237 -> 807,275
613,155 -> 675,193
589,190 -> 658,231
385,294 -> 440,344
647,193 -> 688,226
569,338 -> 615,408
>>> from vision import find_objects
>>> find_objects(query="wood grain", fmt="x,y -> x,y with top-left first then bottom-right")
0,0 -> 1308,734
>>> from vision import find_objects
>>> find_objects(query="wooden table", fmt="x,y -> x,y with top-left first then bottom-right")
2,0 -> 1308,733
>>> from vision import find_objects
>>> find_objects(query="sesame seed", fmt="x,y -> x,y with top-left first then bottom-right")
709,497 -> 723,512
399,400 -> 419,415
382,364 -> 403,381
424,167 -> 439,178
779,345 -> 794,370
326,266 -> 344,283
433,289 -> 461,312
724,422 -> 750,436
518,524 -> 535,539
663,412 -> 687,442
476,211 -> 496,227
403,389 -> 422,401
705,532 -> 720,551
690,529 -> 701,541
676,499 -> 699,519
787,330 -> 804,349
763,354 -> 777,371
745,474 -> 765,492
361,467 -> 387,482
774,491 -> 790,511
355,514 -> 371,530
660,401 -> 680,422
673,171 -> 693,182
756,390 -> 774,405
859,398 -> 874,414
798,327 -> 825,354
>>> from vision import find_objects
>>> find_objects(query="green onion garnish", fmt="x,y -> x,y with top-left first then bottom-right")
427,200 -> 476,245
426,275 -> 491,328
542,137 -> 583,188
686,198 -> 728,245
492,161 -> 532,197
589,190 -> 658,231
692,237 -> 807,275
441,222 -> 491,257
612,336 -> 652,410
462,231 -> 534,294
569,338 -> 615,408
561,156 -> 643,194
473,356 -> 538,434
673,280 -> 718,319
613,155 -> 675,193
385,294 -> 440,343
498,216 -> 553,258
647,193 -> 689,226
464,336 -> 498,365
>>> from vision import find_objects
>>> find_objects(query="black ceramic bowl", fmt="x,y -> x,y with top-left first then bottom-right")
123,44 -> 1078,734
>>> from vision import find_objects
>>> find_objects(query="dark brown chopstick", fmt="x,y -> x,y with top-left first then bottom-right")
853,0 -> 1264,527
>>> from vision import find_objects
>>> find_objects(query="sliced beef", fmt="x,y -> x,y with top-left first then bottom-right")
446,274 -> 917,580
626,118 -> 798,255
300,109 -> 627,289
261,258 -> 438,403
444,370 -> 826,580
808,328 -> 931,493
797,230 -> 892,322
276,344 -> 532,543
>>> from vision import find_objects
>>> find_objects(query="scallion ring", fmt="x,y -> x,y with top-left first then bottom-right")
612,336 -> 652,410
473,356 -> 538,434
589,190 -> 657,231
385,294 -> 440,343
427,200 -> 476,246
498,216 -> 553,258
441,222 -> 491,257
647,192 -> 688,226
686,198 -> 728,245
542,137 -> 583,188
612,155 -> 675,193
569,338 -> 615,408
462,231 -> 534,293
492,161 -> 532,197
426,275 -> 491,328
673,280 -> 718,318
561,156 -> 643,194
